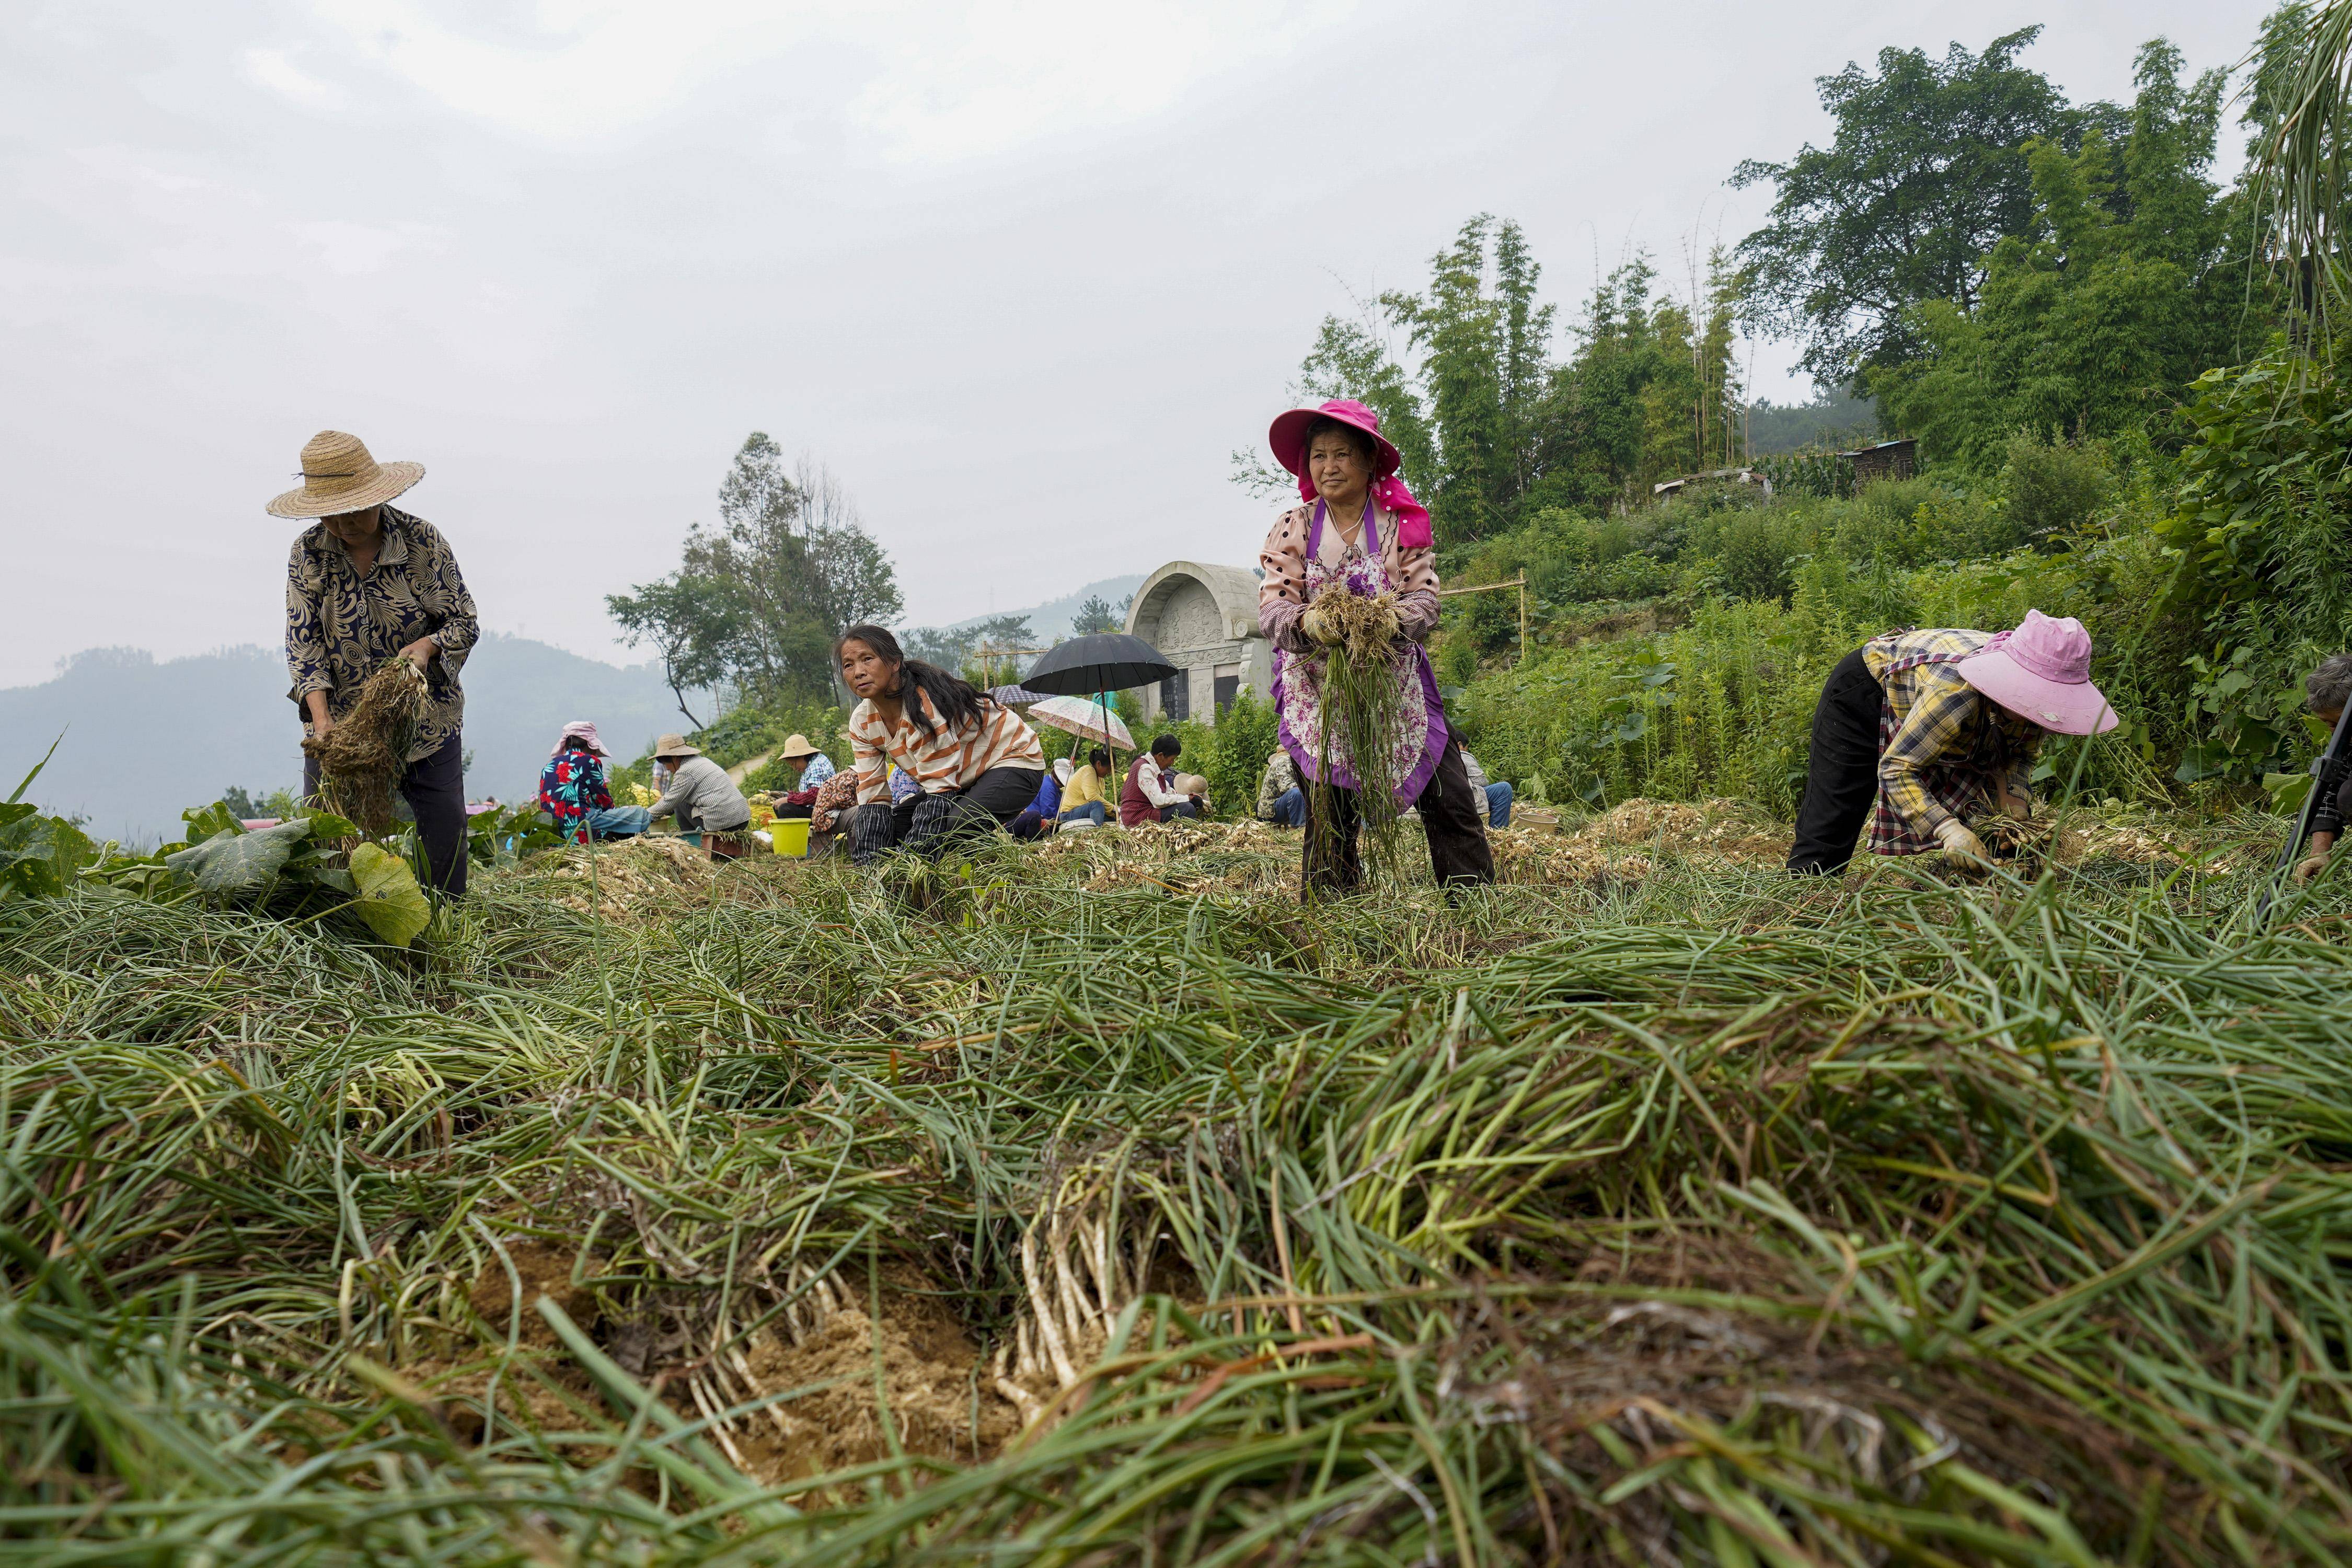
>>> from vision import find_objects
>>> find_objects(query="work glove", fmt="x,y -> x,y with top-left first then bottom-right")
2296,852 -> 2332,885
1363,592 -> 1401,646
1933,819 -> 1989,872
1300,606 -> 1341,647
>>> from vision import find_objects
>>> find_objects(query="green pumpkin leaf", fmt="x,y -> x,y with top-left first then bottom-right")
300,809 -> 364,839
348,843 -> 431,947
164,818 -> 312,895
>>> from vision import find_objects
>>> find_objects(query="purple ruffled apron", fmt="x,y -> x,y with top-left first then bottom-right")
1269,502 -> 1448,809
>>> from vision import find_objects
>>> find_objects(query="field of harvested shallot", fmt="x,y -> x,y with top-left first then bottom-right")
4,804 -> 2349,1565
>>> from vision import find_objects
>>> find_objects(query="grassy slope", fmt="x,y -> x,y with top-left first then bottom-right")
3,814 -> 2350,1564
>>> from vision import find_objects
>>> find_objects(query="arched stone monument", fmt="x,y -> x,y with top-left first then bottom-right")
1125,561 -> 1270,727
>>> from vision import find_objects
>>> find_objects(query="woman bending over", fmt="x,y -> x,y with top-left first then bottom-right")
838,624 -> 1046,863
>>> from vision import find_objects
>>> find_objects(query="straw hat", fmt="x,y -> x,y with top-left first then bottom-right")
265,430 -> 425,519
653,733 -> 702,759
776,733 -> 821,760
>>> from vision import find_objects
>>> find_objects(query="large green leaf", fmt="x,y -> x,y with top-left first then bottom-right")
299,808 -> 364,839
165,819 -> 312,895
348,843 -> 432,947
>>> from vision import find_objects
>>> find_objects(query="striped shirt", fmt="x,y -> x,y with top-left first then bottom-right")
1862,629 -> 2042,854
849,689 -> 1044,806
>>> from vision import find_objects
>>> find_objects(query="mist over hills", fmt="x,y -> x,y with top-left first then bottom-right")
1,573 -> 1162,846
0,635 -> 693,847
933,573 -> 1148,640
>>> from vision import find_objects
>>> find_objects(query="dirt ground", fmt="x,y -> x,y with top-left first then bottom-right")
411,1243 -> 1021,1487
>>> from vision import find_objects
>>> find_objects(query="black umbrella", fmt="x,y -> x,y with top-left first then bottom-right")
1021,634 -> 1178,696
1020,634 -> 1178,784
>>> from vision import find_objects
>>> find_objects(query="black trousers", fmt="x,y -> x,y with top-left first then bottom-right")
849,766 -> 1042,865
304,729 -> 468,896
1303,734 -> 1494,898
1787,647 -> 1882,876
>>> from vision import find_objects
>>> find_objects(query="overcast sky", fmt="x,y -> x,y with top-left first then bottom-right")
3,0 -> 2270,688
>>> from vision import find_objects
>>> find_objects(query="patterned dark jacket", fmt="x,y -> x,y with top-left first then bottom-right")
284,506 -> 478,763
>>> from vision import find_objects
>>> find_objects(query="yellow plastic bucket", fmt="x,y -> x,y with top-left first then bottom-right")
770,818 -> 811,857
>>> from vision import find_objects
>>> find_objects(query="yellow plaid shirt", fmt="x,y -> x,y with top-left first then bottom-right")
1862,629 -> 2042,850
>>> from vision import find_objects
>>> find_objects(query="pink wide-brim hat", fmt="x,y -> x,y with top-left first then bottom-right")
550,720 -> 607,757
1956,609 -> 2118,735
1269,398 -> 1403,479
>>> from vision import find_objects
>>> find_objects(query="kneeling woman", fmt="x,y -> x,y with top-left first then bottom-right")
837,625 -> 1046,863
1787,609 -> 2116,875
1259,399 -> 1494,897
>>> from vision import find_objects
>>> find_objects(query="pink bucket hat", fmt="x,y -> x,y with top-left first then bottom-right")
550,720 -> 607,756
1955,610 -> 2117,735
1266,398 -> 1434,549
1269,398 -> 1403,479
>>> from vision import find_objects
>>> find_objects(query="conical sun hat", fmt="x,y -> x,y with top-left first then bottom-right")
266,430 -> 425,519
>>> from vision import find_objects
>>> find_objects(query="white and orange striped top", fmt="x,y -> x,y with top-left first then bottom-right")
848,688 -> 1044,805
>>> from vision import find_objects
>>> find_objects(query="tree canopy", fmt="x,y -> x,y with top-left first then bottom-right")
1731,28 -> 2097,384
609,435 -> 901,710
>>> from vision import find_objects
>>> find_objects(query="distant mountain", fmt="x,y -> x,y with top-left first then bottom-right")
1,635 -> 697,846
935,573 -> 1149,642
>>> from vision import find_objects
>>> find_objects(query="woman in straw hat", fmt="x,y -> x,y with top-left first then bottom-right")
775,733 -> 835,791
1258,399 -> 1493,898
1786,609 -> 2118,876
274,429 -> 478,894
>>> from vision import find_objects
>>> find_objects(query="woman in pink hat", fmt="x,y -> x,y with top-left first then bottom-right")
537,721 -> 651,844
1258,400 -> 1494,897
1787,609 -> 2117,875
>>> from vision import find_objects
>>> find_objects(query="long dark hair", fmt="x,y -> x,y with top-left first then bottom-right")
834,624 -> 993,742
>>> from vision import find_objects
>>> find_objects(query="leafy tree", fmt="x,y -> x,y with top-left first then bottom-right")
902,626 -> 975,667
1227,309 -> 1439,501
1873,43 -> 2240,467
1380,215 -> 1557,544
630,434 -> 902,702
1071,594 -> 1122,635
607,570 -> 741,728
1732,28 -> 2093,383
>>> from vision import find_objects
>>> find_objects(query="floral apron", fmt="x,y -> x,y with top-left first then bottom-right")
1270,502 -> 1448,809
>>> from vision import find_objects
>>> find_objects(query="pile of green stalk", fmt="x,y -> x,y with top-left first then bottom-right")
3,815 -> 2350,1565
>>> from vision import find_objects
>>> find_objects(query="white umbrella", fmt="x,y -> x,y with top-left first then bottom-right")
1028,694 -> 1134,750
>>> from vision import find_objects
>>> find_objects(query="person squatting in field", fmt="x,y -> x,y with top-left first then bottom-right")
2291,653 -> 2352,884
645,733 -> 755,858
1058,746 -> 1114,828
539,721 -> 651,843
1258,398 -> 1494,898
1121,735 -> 1203,825
1786,609 -> 2117,877
838,624 -> 1047,864
276,429 -> 477,895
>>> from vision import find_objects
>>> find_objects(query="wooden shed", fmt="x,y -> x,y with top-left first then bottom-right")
1838,439 -> 1917,486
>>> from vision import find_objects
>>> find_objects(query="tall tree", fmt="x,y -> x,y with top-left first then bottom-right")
616,434 -> 901,707
1731,29 -> 2088,383
606,571 -> 741,729
2246,0 -> 2352,354
1873,42 -> 2239,467
1384,215 -> 1512,544
1071,594 -> 1122,635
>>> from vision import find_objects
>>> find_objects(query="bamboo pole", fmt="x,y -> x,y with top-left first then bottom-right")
1435,577 -> 1530,668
